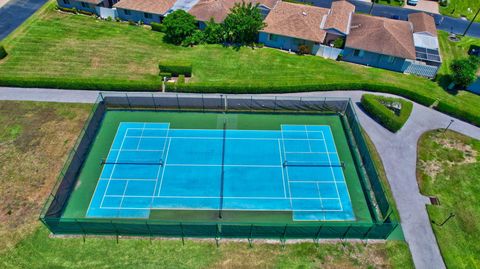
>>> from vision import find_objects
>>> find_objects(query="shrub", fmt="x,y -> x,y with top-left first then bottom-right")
361,94 -> 413,132
436,101 -> 480,126
182,30 -> 205,47
203,19 -> 225,44
450,56 -> 480,89
159,72 -> 172,79
177,75 -> 185,84
332,38 -> 345,49
162,10 -> 197,45
151,22 -> 164,32
0,45 -> 7,60
298,45 -> 311,55
158,61 -> 192,77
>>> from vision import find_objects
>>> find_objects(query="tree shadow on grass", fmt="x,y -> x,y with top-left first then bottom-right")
435,74 -> 459,95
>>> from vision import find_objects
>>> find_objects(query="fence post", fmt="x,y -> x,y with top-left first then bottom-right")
250,96 -> 253,112
151,94 -> 157,111
176,94 -> 180,110
273,96 -> 277,112
280,225 -> 287,249
248,224 -> 254,248
75,218 -> 86,243
99,92 -> 104,102
362,223 -> 375,243
298,97 -> 302,112
341,225 -> 352,244
201,94 -> 205,112
146,220 -> 152,243
180,223 -> 185,246
314,225 -> 323,246
111,220 -> 119,244
215,224 -> 221,248
125,93 -> 132,110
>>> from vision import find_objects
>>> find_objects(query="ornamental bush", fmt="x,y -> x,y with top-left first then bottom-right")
361,94 -> 413,132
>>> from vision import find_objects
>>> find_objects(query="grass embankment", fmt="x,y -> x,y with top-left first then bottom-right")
439,0 -> 480,23
1,2 -> 480,125
417,130 -> 480,268
0,100 -> 413,268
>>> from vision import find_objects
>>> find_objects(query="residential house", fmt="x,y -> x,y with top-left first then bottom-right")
342,12 -> 441,77
114,0 -> 177,24
188,0 -> 278,29
259,0 -> 354,56
57,0 -> 117,13
342,14 -> 416,72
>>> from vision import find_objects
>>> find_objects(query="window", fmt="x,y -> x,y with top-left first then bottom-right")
144,13 -> 152,19
267,34 -> 278,42
386,55 -> 396,64
124,9 -> 131,15
62,0 -> 70,5
80,2 -> 89,8
353,49 -> 364,57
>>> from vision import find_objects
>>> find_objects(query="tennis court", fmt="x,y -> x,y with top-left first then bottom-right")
87,122 -> 354,221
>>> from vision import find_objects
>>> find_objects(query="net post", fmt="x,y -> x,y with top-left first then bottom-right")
125,93 -> 132,110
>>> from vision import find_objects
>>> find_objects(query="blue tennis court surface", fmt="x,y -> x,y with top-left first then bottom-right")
86,122 -> 355,221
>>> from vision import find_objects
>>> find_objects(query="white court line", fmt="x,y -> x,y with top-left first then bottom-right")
288,180 -> 343,184
316,182 -> 324,211
124,135 -> 325,141
99,178 -> 158,181
280,128 -> 293,209
285,151 -> 337,154
110,149 -> 164,152
100,206 -> 345,212
105,194 -> 341,200
277,139 -> 286,198
118,180 -> 130,210
151,123 -> 170,206
99,126 -> 128,209
135,123 -> 146,150
156,138 -> 172,196
321,130 -> 343,211
165,164 -> 281,168
304,125 -> 312,152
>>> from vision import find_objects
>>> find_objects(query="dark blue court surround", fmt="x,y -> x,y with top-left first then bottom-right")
86,122 -> 354,221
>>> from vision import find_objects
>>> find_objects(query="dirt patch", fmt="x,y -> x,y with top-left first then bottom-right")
0,101 -> 90,253
435,137 -> 478,164
419,159 -> 443,180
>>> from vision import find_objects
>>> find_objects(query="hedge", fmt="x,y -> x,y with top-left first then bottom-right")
158,61 -> 192,77
0,45 -> 7,60
436,101 -> 480,127
168,83 -> 436,106
0,77 -> 161,91
361,94 -> 413,132
58,6 -> 77,14
177,74 -> 185,84
151,22 -> 164,32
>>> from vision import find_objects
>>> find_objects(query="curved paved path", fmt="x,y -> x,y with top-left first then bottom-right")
2,87 -> 480,269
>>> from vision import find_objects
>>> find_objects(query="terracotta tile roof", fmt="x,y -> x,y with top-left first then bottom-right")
78,0 -> 103,5
323,0 -> 355,34
408,12 -> 437,37
114,0 -> 177,15
346,14 -> 416,59
261,1 -> 329,43
189,0 -> 279,23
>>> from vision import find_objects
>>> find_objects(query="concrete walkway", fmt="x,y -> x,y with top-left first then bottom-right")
2,87 -> 480,269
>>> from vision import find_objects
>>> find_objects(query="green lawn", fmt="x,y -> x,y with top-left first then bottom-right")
417,130 -> 480,268
374,0 -> 404,7
437,30 -> 480,76
0,100 -> 414,268
1,2 -> 480,126
440,0 -> 480,23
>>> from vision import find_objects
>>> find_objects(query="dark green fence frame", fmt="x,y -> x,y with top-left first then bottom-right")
40,93 -> 398,240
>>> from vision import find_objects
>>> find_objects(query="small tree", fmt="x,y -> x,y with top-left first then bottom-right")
162,10 -> 197,45
450,56 -> 480,89
223,2 -> 265,44
203,19 -> 225,44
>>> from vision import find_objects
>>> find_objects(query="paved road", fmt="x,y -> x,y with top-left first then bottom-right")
310,0 -> 480,38
0,0 -> 48,40
2,87 -> 480,268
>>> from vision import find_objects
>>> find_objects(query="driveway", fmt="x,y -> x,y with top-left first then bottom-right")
2,87 -> 480,269
0,0 -> 48,40
404,0 -> 439,14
